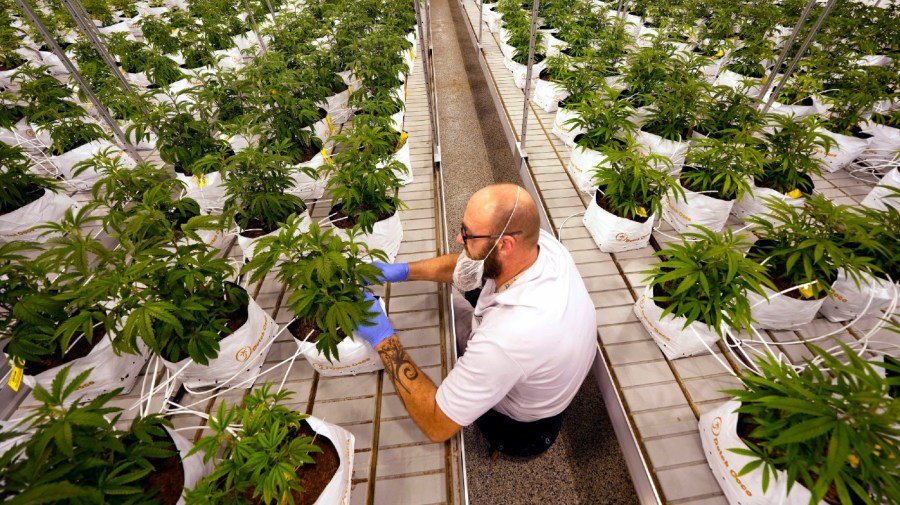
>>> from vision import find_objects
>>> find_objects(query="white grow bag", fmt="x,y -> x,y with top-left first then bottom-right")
160,294 -> 278,389
379,139 -> 413,186
634,286 -> 720,359
857,121 -> 900,169
532,79 -> 569,113
714,70 -> 762,97
324,88 -> 353,125
700,399 -> 823,505
166,427 -> 213,505
0,190 -> 76,244
814,128 -> 869,173
819,269 -> 897,323
48,140 -> 136,190
861,168 -> 900,211
635,130 -> 688,173
662,184 -> 734,233
290,152 -> 329,201
583,190 -> 654,252
307,416 -> 355,505
731,181 -> 805,222
11,337 -> 148,405
294,298 -> 386,377
552,107 -> 584,147
747,284 -> 827,330
568,144 -> 610,193
0,119 -> 39,149
236,210 -> 311,263
331,210 -> 404,263
176,171 -> 226,213
508,58 -> 546,90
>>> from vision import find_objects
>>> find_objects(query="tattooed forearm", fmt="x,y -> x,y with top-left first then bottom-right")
377,336 -> 420,394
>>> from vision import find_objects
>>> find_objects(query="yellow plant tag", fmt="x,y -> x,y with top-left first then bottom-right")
799,282 -> 815,299
396,131 -> 408,151
195,174 -> 208,188
637,206 -> 648,218
760,74 -> 768,85
347,84 -> 353,96
715,48 -> 725,58
8,359 -> 24,392
321,147 -> 334,165
786,188 -> 802,198
325,114 -> 336,134
409,47 -> 415,61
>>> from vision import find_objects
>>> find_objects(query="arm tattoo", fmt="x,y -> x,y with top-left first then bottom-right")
377,338 -> 419,395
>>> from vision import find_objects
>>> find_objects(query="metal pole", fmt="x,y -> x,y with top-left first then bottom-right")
518,0 -> 540,160
61,0 -> 158,138
762,0 -> 839,114
755,0 -> 817,102
414,0 -> 438,163
478,0 -> 484,48
240,0 -> 268,54
263,0 -> 275,16
13,0 -> 144,164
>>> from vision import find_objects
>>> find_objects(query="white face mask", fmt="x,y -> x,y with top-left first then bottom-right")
453,188 -> 520,292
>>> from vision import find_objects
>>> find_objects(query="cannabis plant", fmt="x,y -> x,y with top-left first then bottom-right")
645,227 -> 774,336
0,143 -> 59,215
681,133 -> 765,201
745,195 -> 880,300
0,366 -> 179,503
186,384 -> 323,505
757,114 -> 834,195
590,138 -> 683,221
242,217 -> 386,361
727,343 -> 900,505
696,86 -> 765,138
565,86 -> 636,150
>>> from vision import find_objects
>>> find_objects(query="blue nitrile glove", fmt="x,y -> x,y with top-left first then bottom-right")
356,291 -> 395,349
372,261 -> 410,283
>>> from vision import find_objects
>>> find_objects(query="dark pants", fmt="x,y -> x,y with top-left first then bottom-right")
475,408 -> 565,458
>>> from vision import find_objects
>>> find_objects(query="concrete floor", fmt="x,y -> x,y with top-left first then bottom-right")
432,0 -> 521,252
428,0 -> 640,502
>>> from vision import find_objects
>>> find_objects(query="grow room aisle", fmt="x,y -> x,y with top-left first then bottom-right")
456,0 -> 900,504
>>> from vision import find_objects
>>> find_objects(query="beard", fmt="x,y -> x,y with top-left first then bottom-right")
482,246 -> 502,280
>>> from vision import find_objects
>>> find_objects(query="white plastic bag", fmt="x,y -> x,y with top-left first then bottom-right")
290,153 -> 329,201
569,145 -> 608,193
307,416 -> 355,505
160,294 -> 278,389
543,33 -> 568,57
815,128 -> 869,173
324,88 -> 353,125
635,130 -> 688,173
49,140 -> 136,190
332,211 -> 404,263
294,299 -> 386,377
714,69 -> 762,97
747,285 -> 827,330
14,337 -> 148,404
236,210 -> 311,263
731,180 -> 805,222
858,121 -> 900,169
0,119 -> 42,150
176,172 -> 226,213
509,58 -> 546,90
699,400 -> 821,505
532,79 -> 569,113
165,427 -> 213,505
662,184 -> 734,233
552,107 -> 584,147
861,168 -> 900,211
380,139 -> 413,186
634,286 -> 720,359
819,269 -> 897,323
583,189 -> 654,252
0,190 -> 76,244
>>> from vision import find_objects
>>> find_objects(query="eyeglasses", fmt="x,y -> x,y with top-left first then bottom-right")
460,224 -> 523,245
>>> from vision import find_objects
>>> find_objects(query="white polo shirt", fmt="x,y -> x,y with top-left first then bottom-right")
436,229 -> 598,425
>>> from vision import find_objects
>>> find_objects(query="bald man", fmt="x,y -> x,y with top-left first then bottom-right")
356,184 -> 597,458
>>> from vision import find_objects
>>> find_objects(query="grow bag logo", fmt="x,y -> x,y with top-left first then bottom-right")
711,416 -> 722,436
235,318 -> 269,363
710,416 -> 753,497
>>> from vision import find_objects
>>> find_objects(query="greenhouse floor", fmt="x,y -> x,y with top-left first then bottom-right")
3,2 -> 899,505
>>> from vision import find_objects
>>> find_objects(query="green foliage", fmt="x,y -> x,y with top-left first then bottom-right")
134,100 -> 230,174
242,217 -> 386,361
140,16 -> 182,54
641,53 -> 712,140
698,86 -> 765,137
47,119 -> 107,155
0,366 -> 177,504
218,142 -> 307,234
746,195 -> 881,300
566,86 -> 636,150
590,137 -> 683,220
646,227 -> 774,335
681,132 -> 765,201
727,343 -> 900,505
0,143 -> 59,214
757,114 -> 833,194
186,384 -> 321,505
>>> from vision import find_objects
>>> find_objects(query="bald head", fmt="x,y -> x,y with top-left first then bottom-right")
468,184 -> 540,248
